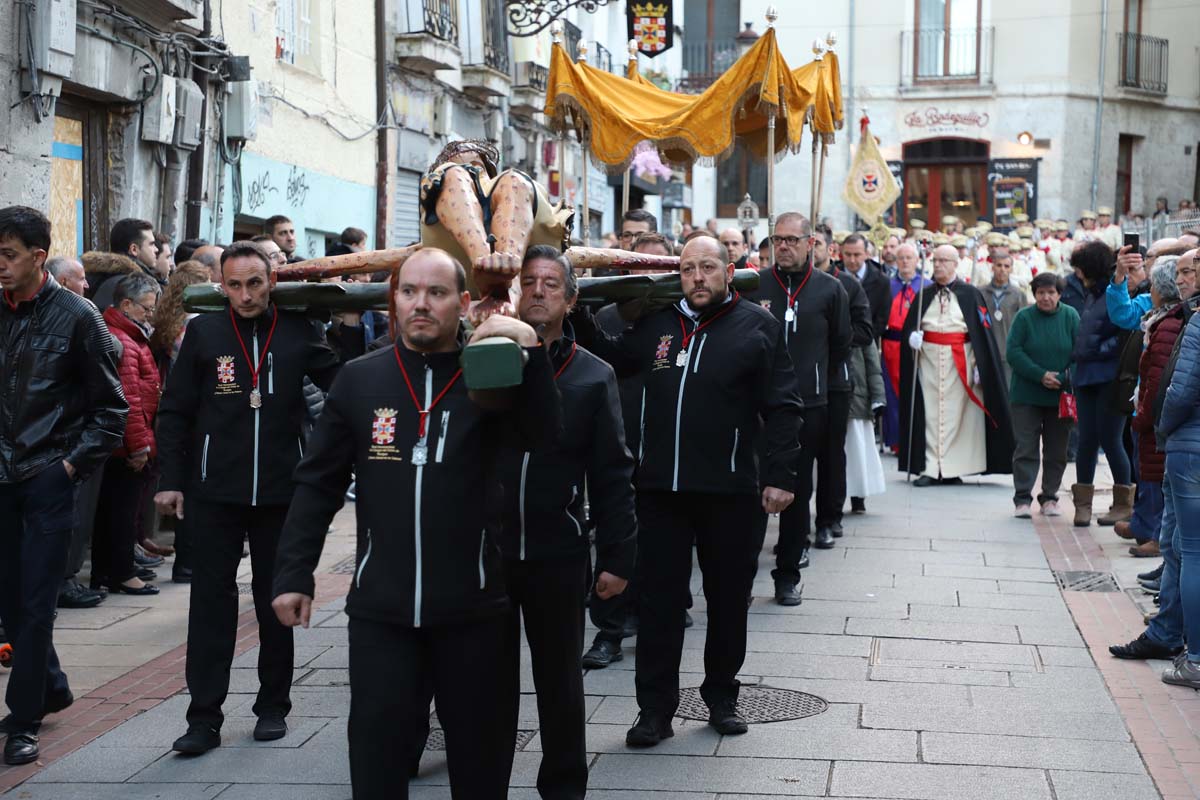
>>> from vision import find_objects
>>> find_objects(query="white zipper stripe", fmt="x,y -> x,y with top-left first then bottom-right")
565,485 -> 583,536
815,363 -> 821,395
671,326 -> 694,492
518,451 -> 531,560
730,428 -> 739,473
478,530 -> 486,589
251,324 -> 261,507
413,365 -> 432,627
638,387 -> 646,463
355,529 -> 373,588
435,410 -> 450,463
201,434 -> 210,481
692,333 -> 708,374
268,352 -> 274,394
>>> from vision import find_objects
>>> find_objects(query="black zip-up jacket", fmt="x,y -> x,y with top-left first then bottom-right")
0,273 -> 127,483
156,306 -> 343,506
572,292 -> 803,495
272,337 -> 562,628
827,266 -> 875,393
743,265 -> 850,408
498,327 -> 637,578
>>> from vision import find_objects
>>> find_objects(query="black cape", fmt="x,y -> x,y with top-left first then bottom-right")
897,280 -> 1014,476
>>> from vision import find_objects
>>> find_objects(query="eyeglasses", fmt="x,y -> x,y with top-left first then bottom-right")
770,235 -> 804,247
134,300 -> 157,315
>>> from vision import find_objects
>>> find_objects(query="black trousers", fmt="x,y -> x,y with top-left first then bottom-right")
65,467 -> 103,580
184,500 -> 292,729
0,462 -> 74,729
90,459 -> 147,585
816,390 -> 851,529
773,404 -> 827,583
349,614 -> 517,800
635,490 -> 762,715
505,555 -> 590,800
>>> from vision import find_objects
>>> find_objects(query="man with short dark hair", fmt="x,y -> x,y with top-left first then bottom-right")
719,228 -> 749,269
618,209 -> 658,250
504,244 -> 635,797
339,227 -> 368,252
272,248 -> 561,799
175,238 -> 209,265
0,206 -> 127,765
157,240 -> 345,754
91,218 -> 161,307
840,233 -> 890,338
572,235 -> 803,746
265,215 -> 300,262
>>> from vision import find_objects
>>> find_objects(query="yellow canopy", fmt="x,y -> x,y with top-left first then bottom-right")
545,28 -> 842,174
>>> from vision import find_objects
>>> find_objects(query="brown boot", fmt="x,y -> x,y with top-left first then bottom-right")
1114,520 -> 1134,539
1072,483 -> 1094,527
1130,539 -> 1161,557
1098,484 -> 1136,526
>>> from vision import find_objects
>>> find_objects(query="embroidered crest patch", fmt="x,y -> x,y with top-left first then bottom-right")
372,408 -> 398,445
216,356 -> 236,384
655,335 -> 673,360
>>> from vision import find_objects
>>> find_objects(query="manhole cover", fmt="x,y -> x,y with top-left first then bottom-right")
425,728 -> 536,751
1054,570 -> 1120,592
329,555 -> 358,575
675,685 -> 827,723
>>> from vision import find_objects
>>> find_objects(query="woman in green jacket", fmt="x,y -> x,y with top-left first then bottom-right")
1006,272 -> 1081,518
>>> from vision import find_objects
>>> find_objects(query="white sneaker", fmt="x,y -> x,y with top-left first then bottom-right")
1041,500 -> 1062,517
1014,504 -> 1033,519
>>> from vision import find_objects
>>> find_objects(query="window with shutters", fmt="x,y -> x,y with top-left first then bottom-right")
276,0 -> 321,74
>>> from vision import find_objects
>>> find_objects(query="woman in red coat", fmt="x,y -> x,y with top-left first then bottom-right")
91,272 -> 162,595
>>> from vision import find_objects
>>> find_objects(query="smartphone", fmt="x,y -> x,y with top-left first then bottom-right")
1124,232 -> 1139,251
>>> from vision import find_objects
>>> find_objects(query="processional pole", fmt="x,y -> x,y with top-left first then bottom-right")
813,33 -> 837,224
552,21 -> 567,212
579,40 -> 591,246
622,39 -> 637,218
766,6 -> 778,266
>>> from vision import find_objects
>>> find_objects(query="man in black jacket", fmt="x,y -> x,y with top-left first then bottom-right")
572,233 -> 803,747
0,206 -> 127,765
502,245 -> 636,798
272,248 -> 561,799
841,233 -> 891,339
743,213 -> 850,603
814,227 -> 876,544
155,241 -> 346,755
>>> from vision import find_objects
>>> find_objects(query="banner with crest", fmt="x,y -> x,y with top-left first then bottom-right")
627,1 -> 674,58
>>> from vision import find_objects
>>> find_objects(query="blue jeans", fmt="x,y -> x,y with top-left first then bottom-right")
1130,479 -> 1164,545
1167,452 -> 1200,662
1075,384 -> 1132,484
1145,478 -> 1183,649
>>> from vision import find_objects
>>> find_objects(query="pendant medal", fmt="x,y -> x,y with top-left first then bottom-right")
994,309 -> 1002,321
249,388 -> 262,409
784,306 -> 796,323
676,349 -> 690,368
411,444 -> 428,466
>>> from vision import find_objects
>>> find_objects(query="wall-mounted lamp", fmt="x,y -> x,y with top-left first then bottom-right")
1016,131 -> 1034,146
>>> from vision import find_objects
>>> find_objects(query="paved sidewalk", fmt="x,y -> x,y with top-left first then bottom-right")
1,459 -> 1177,799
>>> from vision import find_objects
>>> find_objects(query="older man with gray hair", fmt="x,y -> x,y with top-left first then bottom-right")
45,256 -> 88,297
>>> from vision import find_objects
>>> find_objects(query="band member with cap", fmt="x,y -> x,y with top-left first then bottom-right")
899,244 -> 1014,486
1074,211 -> 1099,245
272,248 -> 561,799
571,233 -> 802,747
1096,206 -> 1123,250
156,241 -> 352,755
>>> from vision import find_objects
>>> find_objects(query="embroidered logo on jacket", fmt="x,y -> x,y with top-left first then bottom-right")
216,356 -> 236,384
759,299 -> 772,310
372,408 -> 398,445
655,335 -> 673,360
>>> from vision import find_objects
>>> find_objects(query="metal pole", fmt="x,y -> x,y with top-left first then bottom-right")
767,109 -> 776,266
582,146 -> 591,246
1090,0 -> 1109,211
622,170 -> 631,218
809,130 -> 819,224
815,141 -> 828,224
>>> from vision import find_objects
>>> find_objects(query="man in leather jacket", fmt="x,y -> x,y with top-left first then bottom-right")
0,206 -> 127,765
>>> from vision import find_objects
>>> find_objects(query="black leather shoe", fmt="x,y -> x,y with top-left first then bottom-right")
1138,564 -> 1164,582
683,611 -> 694,629
582,640 -> 623,669
172,566 -> 193,584
58,581 -> 104,609
774,579 -> 802,606
173,724 -> 221,755
797,548 -> 810,570
814,528 -> 836,549
1109,633 -> 1183,660
830,522 -> 844,538
621,614 -> 639,638
850,497 -> 866,514
708,701 -> 748,735
913,475 -> 936,487
3,732 -> 39,765
253,715 -> 288,741
107,581 -> 160,596
625,712 -> 674,747
941,477 -> 963,485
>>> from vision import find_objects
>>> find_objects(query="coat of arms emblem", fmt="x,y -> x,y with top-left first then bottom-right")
372,408 -> 398,446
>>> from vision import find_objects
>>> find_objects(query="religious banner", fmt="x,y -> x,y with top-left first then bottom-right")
842,116 -> 900,226
627,1 -> 674,58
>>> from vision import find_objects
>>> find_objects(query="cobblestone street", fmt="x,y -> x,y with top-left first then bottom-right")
0,459 -> 1191,798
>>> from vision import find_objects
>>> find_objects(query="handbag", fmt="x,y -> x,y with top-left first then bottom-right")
1059,391 -> 1078,421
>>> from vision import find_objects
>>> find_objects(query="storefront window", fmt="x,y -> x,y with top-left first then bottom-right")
902,138 -> 989,228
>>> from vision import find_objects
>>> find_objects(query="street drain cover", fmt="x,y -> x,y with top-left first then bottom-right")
675,686 -> 828,723
330,555 -> 358,575
1054,570 -> 1120,592
425,728 -> 537,751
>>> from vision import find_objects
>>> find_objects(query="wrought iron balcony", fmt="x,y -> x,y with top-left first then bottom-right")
464,0 -> 510,74
514,61 -> 549,92
675,39 -> 738,94
594,43 -> 613,74
1117,32 -> 1168,94
396,0 -> 461,73
900,27 -> 994,87
562,20 -> 582,61
402,0 -> 458,41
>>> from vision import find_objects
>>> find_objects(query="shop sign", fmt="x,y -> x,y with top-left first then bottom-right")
903,106 -> 991,136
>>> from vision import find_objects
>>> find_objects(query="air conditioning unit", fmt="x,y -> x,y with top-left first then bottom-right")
142,74 -> 178,144
225,79 -> 258,141
173,78 -> 205,150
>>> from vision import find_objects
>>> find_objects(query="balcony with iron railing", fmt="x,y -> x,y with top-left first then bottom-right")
462,0 -> 511,95
396,0 -> 461,73
1117,32 -> 1168,94
562,20 -> 582,61
594,43 -> 614,74
675,39 -> 739,94
900,26 -> 994,88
